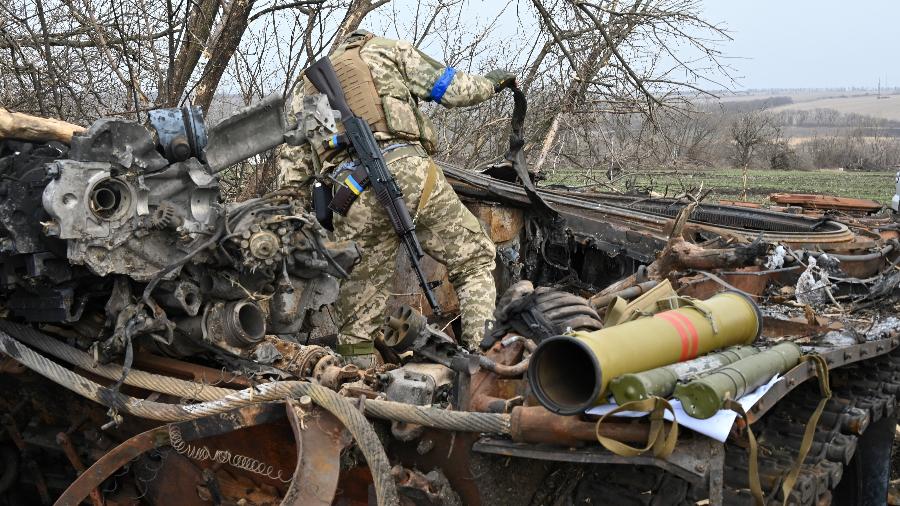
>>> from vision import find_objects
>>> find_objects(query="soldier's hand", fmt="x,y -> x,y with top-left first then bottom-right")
485,69 -> 517,92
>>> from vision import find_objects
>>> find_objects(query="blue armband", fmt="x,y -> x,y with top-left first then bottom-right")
429,67 -> 456,104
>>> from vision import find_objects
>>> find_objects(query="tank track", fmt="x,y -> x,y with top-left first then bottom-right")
559,346 -> 900,505
722,347 -> 900,505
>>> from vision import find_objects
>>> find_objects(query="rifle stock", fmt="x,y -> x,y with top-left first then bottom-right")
305,59 -> 353,121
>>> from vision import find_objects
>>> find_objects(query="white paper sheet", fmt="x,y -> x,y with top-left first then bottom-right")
585,374 -> 781,442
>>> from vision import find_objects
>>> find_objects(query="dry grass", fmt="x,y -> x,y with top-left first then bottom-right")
769,93 -> 900,122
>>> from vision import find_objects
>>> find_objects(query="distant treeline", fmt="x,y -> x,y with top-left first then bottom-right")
714,96 -> 793,114
535,97 -> 900,178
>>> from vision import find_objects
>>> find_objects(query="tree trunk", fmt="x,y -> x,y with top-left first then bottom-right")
194,0 -> 256,112
160,0 -> 220,107
531,3 -> 645,173
330,0 -> 391,54
0,108 -> 85,144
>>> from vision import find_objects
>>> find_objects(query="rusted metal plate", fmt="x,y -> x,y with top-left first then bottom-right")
760,316 -> 833,339
281,400 -> 350,506
55,404 -> 285,506
509,406 -> 651,446
466,338 -> 524,413
677,267 -> 778,300
770,193 -> 882,213
386,251 -> 459,322
140,452 -> 210,506
466,202 -> 525,243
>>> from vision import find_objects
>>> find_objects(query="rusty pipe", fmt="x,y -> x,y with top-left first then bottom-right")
477,356 -> 529,377
589,280 -> 660,309
475,335 -> 536,378
509,406 -> 650,446
56,433 -> 103,506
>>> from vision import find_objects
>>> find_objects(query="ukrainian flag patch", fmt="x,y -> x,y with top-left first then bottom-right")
345,175 -> 364,195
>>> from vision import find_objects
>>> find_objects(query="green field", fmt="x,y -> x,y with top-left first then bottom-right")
548,168 -> 898,205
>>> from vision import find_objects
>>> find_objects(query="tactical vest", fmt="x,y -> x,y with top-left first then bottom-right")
302,34 -> 437,162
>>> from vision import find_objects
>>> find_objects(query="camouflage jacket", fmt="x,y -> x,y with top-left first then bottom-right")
277,33 -> 496,189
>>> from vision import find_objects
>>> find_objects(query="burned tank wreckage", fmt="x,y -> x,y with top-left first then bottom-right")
0,94 -> 899,506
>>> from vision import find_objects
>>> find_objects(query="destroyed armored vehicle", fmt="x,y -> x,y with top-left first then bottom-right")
0,95 -> 899,506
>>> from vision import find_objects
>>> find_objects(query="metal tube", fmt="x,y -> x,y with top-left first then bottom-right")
807,244 -> 894,262
674,342 -> 801,419
509,406 -> 650,446
609,345 -> 760,404
589,280 -> 660,309
527,291 -> 762,415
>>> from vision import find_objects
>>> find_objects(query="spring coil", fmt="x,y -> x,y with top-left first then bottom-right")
168,425 -> 292,483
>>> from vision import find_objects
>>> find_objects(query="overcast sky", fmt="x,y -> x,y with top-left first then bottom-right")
705,0 -> 900,90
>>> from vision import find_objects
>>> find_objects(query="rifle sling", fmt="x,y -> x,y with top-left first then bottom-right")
415,160 -> 439,222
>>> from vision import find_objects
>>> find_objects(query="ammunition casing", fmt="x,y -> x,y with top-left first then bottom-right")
674,342 -> 801,419
610,346 -> 760,404
527,291 -> 762,415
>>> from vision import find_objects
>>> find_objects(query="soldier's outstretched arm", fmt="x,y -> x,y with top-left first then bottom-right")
276,85 -> 314,191
394,40 -> 498,108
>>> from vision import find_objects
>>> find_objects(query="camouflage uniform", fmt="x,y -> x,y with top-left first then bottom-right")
277,32 -> 499,350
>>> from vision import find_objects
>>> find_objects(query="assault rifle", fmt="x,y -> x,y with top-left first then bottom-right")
305,56 -> 442,315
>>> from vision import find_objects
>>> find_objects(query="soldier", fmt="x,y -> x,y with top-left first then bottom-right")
277,30 -> 516,366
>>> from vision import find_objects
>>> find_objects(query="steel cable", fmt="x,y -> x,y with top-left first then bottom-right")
0,329 -> 400,505
0,327 -> 512,431
0,321 -> 233,401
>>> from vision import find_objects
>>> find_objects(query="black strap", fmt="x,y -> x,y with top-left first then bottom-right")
329,164 -> 371,216
506,86 -> 557,220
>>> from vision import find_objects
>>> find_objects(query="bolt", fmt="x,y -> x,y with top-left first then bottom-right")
196,486 -> 212,501
416,438 -> 435,455
299,395 -> 312,408
695,463 -> 706,472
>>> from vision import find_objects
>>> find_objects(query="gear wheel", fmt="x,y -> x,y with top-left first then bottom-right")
150,201 -> 181,230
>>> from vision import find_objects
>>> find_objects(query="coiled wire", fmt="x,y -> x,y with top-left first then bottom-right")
168,425 -> 291,483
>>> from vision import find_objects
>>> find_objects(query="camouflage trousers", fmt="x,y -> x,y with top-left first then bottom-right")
333,152 -> 496,349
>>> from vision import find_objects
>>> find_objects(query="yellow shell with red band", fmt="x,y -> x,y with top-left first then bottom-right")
526,291 -> 762,415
